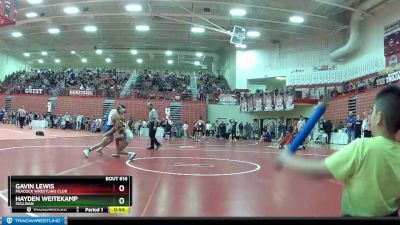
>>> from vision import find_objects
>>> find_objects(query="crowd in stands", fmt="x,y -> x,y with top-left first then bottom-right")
0,68 -> 233,102
1,68 -> 130,97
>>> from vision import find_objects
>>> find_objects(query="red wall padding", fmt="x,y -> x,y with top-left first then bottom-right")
12,95 -> 48,114
182,101 -> 207,124
114,99 -> 170,121
325,84 -> 400,127
0,95 -> 207,123
56,96 -> 105,117
0,95 -> 6,108
114,99 -> 207,123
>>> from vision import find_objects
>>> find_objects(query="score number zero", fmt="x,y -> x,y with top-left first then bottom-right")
105,177 -> 129,205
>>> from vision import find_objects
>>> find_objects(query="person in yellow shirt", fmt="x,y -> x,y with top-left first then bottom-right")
277,85 -> 400,217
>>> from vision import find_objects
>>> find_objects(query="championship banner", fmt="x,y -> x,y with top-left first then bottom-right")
274,94 -> 284,111
284,92 -> 295,111
248,95 -> 256,112
384,20 -> 400,71
25,89 -> 43,95
255,94 -> 263,111
69,89 -> 94,96
240,97 -> 247,112
264,94 -> 273,111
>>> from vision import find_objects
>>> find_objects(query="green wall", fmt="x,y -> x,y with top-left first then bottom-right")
0,52 -> 27,81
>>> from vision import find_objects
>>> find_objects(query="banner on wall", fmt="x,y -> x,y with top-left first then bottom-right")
47,101 -> 52,113
255,94 -> 263,111
69,89 -> 94,96
285,92 -> 295,111
218,94 -> 238,105
264,94 -> 273,111
240,97 -> 247,112
25,88 -> 43,94
376,70 -> 400,86
274,94 -> 284,111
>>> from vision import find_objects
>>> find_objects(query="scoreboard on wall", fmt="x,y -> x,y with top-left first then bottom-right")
0,0 -> 19,27
8,176 -> 132,214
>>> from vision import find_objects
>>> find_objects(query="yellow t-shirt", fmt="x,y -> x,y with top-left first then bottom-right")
325,136 -> 400,216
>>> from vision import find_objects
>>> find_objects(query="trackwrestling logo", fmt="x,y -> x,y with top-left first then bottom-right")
2,217 -> 64,225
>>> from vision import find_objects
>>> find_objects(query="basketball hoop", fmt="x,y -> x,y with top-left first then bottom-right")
230,25 -> 246,45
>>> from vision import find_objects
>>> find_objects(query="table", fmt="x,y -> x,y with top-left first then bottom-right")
31,120 -> 48,128
330,132 -> 348,145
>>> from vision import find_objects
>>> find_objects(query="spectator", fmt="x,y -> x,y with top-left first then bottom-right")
238,122 -> 244,139
337,121 -> 345,130
323,120 -> 333,144
76,114 -> 83,131
362,110 -> 372,138
355,115 -> 363,139
206,121 -> 212,138
182,121 -> 188,140
346,111 -> 356,143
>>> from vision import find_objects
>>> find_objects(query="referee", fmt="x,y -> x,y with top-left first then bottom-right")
17,106 -> 26,129
147,103 -> 161,150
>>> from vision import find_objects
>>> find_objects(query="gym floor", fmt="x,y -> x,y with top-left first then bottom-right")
0,124 -> 342,217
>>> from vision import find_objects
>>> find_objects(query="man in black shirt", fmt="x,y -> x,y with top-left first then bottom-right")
230,119 -> 237,142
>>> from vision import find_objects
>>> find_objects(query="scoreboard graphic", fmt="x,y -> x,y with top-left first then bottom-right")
0,0 -> 19,27
8,176 -> 132,214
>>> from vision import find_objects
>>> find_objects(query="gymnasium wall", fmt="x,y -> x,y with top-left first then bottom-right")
0,95 -> 206,123
226,1 -> 400,89
0,52 -> 27,81
324,84 -> 400,126
221,49 -> 237,89
347,0 -> 400,69
207,104 -> 315,123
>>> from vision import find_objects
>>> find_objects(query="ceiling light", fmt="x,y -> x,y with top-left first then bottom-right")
25,12 -> 38,18
64,7 -> 79,14
196,52 -> 203,57
276,77 -> 286,80
96,49 -> 103,55
84,25 -> 97,32
28,0 -> 43,4
38,59 -> 44,64
48,28 -> 60,34
236,43 -> 247,49
24,52 -> 30,57
289,16 -> 304,24
167,60 -> 173,65
81,58 -> 87,63
165,50 -> 173,56
106,58 -> 112,63
136,25 -> 150,31
194,61 -> 200,66
41,51 -> 48,56
131,49 -> 138,55
247,31 -> 260,38
11,32 -> 23,38
191,27 -> 205,33
137,58 -> 143,64
230,8 -> 247,17
55,59 -> 61,63
126,4 -> 143,12
71,51 -> 76,54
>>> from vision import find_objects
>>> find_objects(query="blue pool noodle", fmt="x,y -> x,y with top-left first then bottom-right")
288,102 -> 327,154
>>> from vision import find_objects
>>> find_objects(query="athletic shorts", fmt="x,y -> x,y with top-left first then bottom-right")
125,129 -> 133,144
104,125 -> 114,133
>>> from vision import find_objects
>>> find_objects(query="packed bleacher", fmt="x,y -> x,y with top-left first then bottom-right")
0,68 -> 233,101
